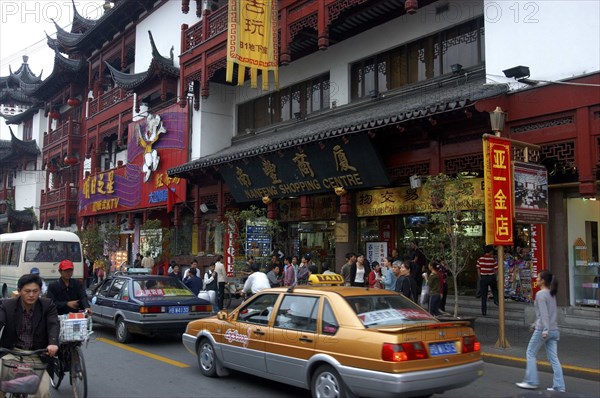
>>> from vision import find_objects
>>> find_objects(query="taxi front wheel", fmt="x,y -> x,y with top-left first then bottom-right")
311,364 -> 355,398
198,339 -> 217,377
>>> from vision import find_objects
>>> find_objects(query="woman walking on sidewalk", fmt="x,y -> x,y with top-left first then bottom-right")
516,270 -> 565,392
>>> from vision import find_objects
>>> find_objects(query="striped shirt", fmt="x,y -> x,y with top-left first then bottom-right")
477,254 -> 497,275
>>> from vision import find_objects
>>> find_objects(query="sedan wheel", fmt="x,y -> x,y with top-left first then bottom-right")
116,318 -> 132,343
198,339 -> 217,377
312,365 -> 351,398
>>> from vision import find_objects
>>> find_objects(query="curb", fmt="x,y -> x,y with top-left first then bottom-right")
481,352 -> 600,382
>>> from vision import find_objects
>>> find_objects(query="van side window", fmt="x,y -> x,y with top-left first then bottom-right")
0,242 -> 21,266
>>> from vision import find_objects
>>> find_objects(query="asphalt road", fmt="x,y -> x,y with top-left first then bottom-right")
49,324 -> 600,398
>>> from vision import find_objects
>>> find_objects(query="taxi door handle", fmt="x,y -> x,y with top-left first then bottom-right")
253,329 -> 265,336
299,337 -> 313,343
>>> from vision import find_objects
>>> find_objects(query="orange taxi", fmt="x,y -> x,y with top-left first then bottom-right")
182,275 -> 483,398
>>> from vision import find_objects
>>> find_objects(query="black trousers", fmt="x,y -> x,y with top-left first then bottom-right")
218,282 -> 225,309
479,275 -> 498,315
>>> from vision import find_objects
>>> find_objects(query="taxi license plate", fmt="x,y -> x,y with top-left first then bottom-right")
429,342 -> 457,356
168,306 -> 189,314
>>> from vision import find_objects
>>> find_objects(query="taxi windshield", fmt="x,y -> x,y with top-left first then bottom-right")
133,278 -> 194,299
345,295 -> 435,327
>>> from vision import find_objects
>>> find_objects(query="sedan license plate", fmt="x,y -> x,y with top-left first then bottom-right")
429,342 -> 457,356
168,306 -> 189,314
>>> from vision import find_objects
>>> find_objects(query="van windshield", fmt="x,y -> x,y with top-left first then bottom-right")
24,241 -> 82,263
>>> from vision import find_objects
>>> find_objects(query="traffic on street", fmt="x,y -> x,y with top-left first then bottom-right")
50,322 -> 600,398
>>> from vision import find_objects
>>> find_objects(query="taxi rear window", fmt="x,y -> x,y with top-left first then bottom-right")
133,278 -> 194,298
345,295 -> 435,327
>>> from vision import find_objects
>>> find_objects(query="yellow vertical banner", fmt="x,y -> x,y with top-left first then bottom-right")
483,137 -> 494,245
226,0 -> 279,90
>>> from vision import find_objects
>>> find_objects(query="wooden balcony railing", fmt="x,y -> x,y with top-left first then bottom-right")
183,6 -> 227,52
43,119 -> 81,149
88,87 -> 128,118
40,183 -> 79,207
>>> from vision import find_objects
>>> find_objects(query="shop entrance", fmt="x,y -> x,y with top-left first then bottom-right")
288,221 -> 335,268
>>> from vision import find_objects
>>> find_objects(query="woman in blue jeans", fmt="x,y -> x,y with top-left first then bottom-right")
516,270 -> 565,392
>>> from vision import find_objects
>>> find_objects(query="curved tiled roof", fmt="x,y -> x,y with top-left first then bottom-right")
0,89 -> 36,105
169,72 -> 509,177
8,56 -> 43,85
71,0 -> 97,33
107,31 -> 179,91
26,48 -> 86,100
2,105 -> 42,125
0,127 -> 39,163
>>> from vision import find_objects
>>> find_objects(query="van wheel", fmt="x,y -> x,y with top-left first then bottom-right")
1,285 -> 7,298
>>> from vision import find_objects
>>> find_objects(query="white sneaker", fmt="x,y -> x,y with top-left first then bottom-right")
516,382 -> 538,389
547,387 -> 566,392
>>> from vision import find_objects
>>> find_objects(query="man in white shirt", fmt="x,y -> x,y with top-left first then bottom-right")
242,263 -> 271,297
182,259 -> 198,280
141,251 -> 154,273
214,255 -> 227,309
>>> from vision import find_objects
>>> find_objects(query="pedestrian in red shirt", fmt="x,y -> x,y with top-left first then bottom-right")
477,245 -> 498,316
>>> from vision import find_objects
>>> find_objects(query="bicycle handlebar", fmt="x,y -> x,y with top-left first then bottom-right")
0,348 -> 49,356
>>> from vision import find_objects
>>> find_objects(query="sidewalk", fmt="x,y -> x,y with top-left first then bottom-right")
473,319 -> 600,381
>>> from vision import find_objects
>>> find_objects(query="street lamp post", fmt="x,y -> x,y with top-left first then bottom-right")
489,106 -> 510,348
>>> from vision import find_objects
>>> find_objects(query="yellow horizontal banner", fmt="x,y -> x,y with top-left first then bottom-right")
356,178 -> 484,217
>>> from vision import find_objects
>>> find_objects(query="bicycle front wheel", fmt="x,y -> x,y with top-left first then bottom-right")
49,355 -> 64,389
70,345 -> 87,398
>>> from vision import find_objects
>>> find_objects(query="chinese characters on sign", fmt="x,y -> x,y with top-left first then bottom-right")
220,135 -> 389,203
226,0 -> 279,90
483,136 -> 514,245
530,224 -> 546,299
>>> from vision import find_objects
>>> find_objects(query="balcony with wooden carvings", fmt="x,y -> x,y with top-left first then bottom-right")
39,182 -> 79,227
179,0 -> 428,100
87,86 -> 131,125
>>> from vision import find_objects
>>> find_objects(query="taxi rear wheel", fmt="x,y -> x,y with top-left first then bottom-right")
198,339 -> 217,377
116,317 -> 132,343
311,364 -> 353,398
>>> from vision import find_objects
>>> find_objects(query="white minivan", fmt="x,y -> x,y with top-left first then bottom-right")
0,230 -> 83,297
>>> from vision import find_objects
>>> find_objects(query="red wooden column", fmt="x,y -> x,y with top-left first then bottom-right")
576,106 -> 596,197
317,0 -> 329,50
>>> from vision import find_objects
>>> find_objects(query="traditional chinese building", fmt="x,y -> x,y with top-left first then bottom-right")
168,0 -> 599,306
0,56 -> 45,232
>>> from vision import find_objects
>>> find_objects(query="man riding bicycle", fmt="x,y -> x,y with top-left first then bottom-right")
0,274 -> 60,398
46,260 -> 92,316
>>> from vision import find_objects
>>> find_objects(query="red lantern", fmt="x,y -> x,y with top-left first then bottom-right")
64,156 -> 78,166
67,98 -> 80,107
405,0 -> 418,14
49,111 -> 61,120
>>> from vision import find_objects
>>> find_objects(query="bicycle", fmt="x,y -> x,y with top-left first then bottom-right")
0,347 -> 48,398
49,314 -> 92,398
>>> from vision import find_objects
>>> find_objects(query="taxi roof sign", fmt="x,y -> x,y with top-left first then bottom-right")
308,273 -> 345,285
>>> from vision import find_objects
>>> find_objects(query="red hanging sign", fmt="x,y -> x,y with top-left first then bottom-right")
483,136 -> 514,245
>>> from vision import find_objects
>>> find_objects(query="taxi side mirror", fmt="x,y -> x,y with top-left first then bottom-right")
217,310 -> 228,320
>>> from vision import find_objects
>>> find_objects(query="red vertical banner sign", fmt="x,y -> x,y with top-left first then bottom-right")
530,223 -> 546,299
224,217 -> 237,277
483,136 -> 514,245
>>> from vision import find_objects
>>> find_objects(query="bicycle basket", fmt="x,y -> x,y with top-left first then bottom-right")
0,357 -> 46,394
59,315 -> 92,343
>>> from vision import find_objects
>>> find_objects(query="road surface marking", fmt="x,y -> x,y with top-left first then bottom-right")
482,352 -> 600,375
97,337 -> 190,368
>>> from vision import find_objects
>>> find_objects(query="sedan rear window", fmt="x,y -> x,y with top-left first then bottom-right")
345,295 -> 435,327
133,278 -> 194,298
